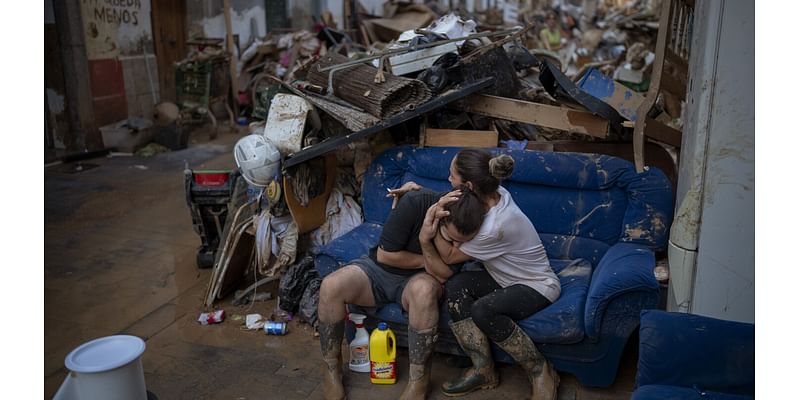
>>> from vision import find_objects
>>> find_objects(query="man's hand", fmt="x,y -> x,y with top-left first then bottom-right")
419,202 -> 449,243
387,181 -> 422,209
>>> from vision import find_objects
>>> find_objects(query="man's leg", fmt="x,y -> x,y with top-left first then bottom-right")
398,273 -> 443,400
318,265 -> 376,400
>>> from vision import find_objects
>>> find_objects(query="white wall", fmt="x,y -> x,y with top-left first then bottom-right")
668,0 -> 754,323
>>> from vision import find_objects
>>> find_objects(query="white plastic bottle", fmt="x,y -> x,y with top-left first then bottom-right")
348,313 -> 371,373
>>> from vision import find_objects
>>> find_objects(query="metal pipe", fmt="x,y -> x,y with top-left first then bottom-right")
315,28 -> 521,73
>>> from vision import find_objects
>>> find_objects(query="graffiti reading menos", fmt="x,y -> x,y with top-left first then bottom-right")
87,0 -> 142,26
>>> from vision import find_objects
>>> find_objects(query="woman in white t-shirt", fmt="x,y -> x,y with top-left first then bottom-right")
391,149 -> 560,400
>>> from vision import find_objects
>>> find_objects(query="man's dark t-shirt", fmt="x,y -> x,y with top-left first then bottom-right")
368,189 -> 441,276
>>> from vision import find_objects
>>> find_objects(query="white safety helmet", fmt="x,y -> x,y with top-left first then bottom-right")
234,134 -> 281,187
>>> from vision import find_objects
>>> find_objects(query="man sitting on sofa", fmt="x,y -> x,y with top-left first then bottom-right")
317,187 -> 484,400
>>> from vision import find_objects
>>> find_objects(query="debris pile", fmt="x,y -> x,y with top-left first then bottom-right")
189,0 -> 690,337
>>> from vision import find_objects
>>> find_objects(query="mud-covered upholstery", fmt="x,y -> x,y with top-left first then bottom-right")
632,310 -> 754,399
314,145 -> 673,387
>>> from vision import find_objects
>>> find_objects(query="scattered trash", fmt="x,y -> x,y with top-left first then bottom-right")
234,290 -> 272,305
198,310 -> 225,325
264,320 -> 288,335
298,277 -> 322,328
135,143 -> 170,158
100,118 -> 154,153
271,305 -> 293,322
278,256 -> 317,315
245,313 -> 267,330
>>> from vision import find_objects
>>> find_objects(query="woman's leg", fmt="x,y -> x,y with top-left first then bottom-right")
470,284 -> 551,343
441,270 -> 502,396
445,270 -> 501,322
469,285 -> 557,400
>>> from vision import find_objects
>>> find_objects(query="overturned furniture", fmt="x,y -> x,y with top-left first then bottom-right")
314,145 -> 674,387
632,0 -> 693,172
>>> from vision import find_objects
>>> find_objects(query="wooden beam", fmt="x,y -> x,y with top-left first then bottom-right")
223,0 -> 239,119
458,94 -> 610,138
424,127 -> 498,148
643,117 -> 683,147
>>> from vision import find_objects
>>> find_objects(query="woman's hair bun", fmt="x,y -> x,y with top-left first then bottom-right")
488,154 -> 514,180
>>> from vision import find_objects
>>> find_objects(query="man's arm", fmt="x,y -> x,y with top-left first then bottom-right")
419,204 -> 455,284
376,247 -> 425,269
420,240 -> 453,284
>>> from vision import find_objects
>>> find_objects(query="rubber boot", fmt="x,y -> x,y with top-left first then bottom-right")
496,324 -> 559,400
319,320 -> 346,400
399,326 -> 438,400
441,318 -> 499,397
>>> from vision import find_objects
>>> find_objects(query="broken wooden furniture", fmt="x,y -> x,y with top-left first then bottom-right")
632,0 -> 694,172
633,310 -> 754,399
282,77 -> 494,169
315,145 -> 674,387
419,120 -> 499,148
456,94 -> 611,139
307,53 -> 432,119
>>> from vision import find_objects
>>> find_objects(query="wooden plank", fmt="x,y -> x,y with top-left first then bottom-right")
459,94 -> 610,138
424,128 -> 498,148
223,0 -> 239,118
661,72 -> 687,99
644,117 -> 683,147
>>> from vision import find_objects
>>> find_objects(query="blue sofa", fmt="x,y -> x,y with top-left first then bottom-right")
314,145 -> 674,387
633,310 -> 755,399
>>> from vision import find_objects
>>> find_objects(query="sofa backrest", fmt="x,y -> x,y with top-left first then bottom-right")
362,146 -> 673,265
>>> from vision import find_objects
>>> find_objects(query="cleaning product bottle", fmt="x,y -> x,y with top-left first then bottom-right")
369,322 -> 397,384
348,313 -> 370,373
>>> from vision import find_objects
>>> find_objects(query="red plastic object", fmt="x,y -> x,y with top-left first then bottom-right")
193,172 -> 229,186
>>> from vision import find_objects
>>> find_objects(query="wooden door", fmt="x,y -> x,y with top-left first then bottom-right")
151,0 -> 187,102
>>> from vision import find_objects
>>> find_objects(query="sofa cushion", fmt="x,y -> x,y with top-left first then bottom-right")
636,310 -> 755,396
314,222 -> 382,277
518,258 -> 591,344
632,385 -> 754,400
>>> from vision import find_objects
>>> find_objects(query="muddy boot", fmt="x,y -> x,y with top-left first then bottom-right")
319,320 -> 346,400
399,327 -> 438,400
496,324 -> 559,400
441,318 -> 499,397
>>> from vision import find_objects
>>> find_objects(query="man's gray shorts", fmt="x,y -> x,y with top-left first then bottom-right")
349,256 -> 422,308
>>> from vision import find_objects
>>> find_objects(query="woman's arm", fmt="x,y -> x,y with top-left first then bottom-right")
433,234 -> 473,264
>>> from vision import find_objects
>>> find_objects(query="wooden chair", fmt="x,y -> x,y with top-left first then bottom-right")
632,0 -> 694,173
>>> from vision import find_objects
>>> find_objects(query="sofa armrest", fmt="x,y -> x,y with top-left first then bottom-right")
314,223 -> 382,278
584,243 -> 659,340
636,310 -> 755,396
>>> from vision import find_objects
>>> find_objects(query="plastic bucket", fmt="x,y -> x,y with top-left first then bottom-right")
53,335 -> 148,400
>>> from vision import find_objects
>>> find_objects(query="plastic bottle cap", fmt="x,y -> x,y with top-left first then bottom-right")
378,322 -> 388,330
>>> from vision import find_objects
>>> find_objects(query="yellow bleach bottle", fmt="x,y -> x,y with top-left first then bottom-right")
369,322 -> 397,384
